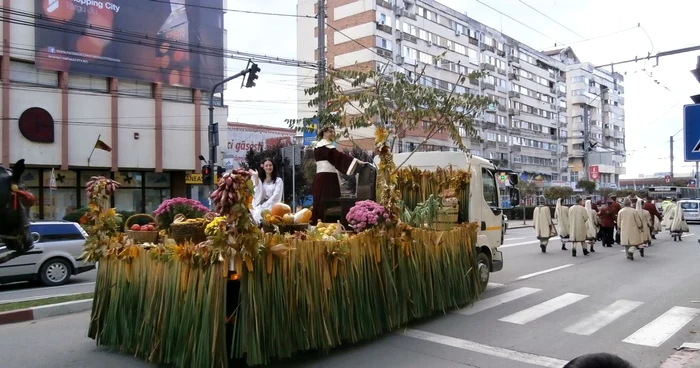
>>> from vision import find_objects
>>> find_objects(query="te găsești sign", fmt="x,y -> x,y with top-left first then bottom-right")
35,0 -> 225,90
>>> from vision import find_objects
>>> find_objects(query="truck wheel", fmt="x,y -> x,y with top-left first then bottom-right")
39,258 -> 72,286
477,252 -> 490,293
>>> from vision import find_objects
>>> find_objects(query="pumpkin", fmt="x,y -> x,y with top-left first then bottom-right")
270,203 -> 292,217
293,208 -> 312,224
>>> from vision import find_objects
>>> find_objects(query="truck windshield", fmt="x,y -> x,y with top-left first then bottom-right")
482,168 -> 499,208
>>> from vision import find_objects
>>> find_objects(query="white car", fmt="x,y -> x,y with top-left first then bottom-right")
0,221 -> 95,286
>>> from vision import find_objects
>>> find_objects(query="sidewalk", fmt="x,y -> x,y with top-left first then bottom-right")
509,220 -> 533,229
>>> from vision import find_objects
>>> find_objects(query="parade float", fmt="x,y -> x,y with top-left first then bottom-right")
82,64 -> 492,367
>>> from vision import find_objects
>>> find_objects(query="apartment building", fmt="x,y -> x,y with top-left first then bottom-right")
297,0 -> 625,186
547,48 -> 627,186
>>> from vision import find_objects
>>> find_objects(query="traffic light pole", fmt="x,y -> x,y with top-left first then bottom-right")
207,65 -> 259,192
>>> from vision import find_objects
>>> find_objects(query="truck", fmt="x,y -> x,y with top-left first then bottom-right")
380,151 -> 520,292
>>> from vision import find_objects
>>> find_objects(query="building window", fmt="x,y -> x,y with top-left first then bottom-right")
68,74 -> 108,93
118,80 -> 153,98
42,170 -> 79,220
10,60 -> 58,87
570,171 -> 579,183
376,36 -> 392,50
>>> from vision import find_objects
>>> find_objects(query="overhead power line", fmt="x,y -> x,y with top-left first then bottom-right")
475,0 -> 565,45
596,44 -> 700,69
147,0 -> 315,19
517,0 -> 584,39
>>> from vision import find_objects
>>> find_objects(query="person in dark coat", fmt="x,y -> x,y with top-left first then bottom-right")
644,195 -> 662,239
564,352 -> 636,368
310,126 -> 369,223
609,194 -> 622,244
598,199 -> 616,247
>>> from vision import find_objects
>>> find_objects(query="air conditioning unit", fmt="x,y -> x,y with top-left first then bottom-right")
455,30 -> 461,37
395,55 -> 404,65
427,40 -> 433,46
395,31 -> 403,41
379,19 -> 385,25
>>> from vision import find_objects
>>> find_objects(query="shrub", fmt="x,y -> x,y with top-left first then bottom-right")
152,197 -> 209,230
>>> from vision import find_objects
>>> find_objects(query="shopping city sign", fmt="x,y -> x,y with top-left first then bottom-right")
185,173 -> 219,185
589,165 -> 600,180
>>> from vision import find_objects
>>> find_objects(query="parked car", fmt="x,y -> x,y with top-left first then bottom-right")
0,221 -> 95,286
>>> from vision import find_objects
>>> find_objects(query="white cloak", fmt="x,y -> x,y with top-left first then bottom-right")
661,203 -> 676,228
555,198 -> 570,238
568,204 -> 588,242
635,200 -> 650,243
669,202 -> 690,233
619,207 -> 644,247
534,205 -> 556,240
585,200 -> 599,240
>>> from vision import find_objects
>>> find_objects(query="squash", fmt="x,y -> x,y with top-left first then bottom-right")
282,213 -> 295,224
261,209 -> 272,218
270,203 -> 292,218
293,208 -> 312,224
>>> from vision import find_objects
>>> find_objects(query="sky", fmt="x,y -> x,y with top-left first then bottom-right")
222,0 -> 700,179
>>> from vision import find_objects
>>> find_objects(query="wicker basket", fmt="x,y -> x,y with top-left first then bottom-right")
433,205 -> 459,231
170,220 -> 207,244
124,214 -> 159,243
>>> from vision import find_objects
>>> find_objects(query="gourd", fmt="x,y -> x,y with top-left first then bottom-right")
293,208 -> 312,224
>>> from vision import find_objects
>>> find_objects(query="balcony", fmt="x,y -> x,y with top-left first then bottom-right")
481,44 -> 495,53
511,145 -> 521,152
376,22 -> 392,34
497,105 -> 506,113
480,63 -> 495,72
470,137 -> 482,145
377,0 -> 392,8
559,151 -> 568,158
511,163 -> 522,170
508,72 -> 519,81
376,47 -> 393,58
497,68 -> 507,76
485,141 -> 498,149
468,37 -> 478,46
614,130 -> 624,139
498,142 -> 509,150
508,91 -> 521,99
510,127 -> 521,134
469,78 -> 479,86
483,122 -> 497,130
497,124 -> 508,132
508,108 -> 520,116
571,94 -> 591,105
401,32 -> 418,44
557,90 -> 566,98
603,128 -> 613,137
497,50 -> 506,57
482,82 -> 495,91
550,150 -> 559,157
507,54 -> 519,64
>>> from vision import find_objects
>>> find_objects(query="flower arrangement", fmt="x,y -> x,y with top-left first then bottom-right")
346,200 -> 389,232
80,177 -> 123,262
204,216 -> 227,237
153,197 -> 209,230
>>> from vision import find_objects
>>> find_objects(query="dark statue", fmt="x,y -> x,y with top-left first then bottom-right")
0,159 -> 36,264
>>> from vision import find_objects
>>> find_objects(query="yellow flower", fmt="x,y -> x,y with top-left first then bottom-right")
205,216 -> 227,236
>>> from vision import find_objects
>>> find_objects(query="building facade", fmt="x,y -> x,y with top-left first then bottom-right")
296,0 -> 626,186
1,0 -> 228,219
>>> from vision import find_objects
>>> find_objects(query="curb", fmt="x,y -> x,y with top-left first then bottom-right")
0,299 -> 93,326
509,224 -> 534,229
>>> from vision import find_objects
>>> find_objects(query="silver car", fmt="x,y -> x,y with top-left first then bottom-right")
0,221 -> 95,286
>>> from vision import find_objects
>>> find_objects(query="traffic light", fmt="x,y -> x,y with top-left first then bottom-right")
216,166 -> 226,181
202,165 -> 212,186
245,63 -> 260,88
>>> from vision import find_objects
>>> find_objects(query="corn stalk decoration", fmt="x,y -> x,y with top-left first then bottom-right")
286,55 -> 491,218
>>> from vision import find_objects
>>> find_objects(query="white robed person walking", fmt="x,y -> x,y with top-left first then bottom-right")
668,198 -> 689,241
568,196 -> 589,257
585,200 -> 599,253
618,198 -> 645,260
635,198 -> 651,247
534,198 -> 557,253
555,198 -> 570,251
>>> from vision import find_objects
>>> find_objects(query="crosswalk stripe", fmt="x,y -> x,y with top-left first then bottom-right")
455,287 -> 541,316
622,306 -> 700,347
564,300 -> 644,336
499,293 -> 588,325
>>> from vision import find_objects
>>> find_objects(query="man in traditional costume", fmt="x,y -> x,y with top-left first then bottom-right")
311,126 -> 369,223
534,198 -> 557,253
555,198 -> 570,250
609,194 -> 621,244
598,199 -> 616,247
661,197 -> 677,230
569,196 -> 589,257
584,199 -> 599,252
635,198 -> 651,247
668,198 -> 689,241
585,196 -> 598,212
644,196 -> 662,239
619,198 -> 645,260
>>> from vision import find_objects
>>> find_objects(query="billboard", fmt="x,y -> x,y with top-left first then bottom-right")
222,125 -> 296,169
35,0 -> 225,90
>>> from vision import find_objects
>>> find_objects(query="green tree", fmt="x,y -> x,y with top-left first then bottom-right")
597,187 -> 614,200
286,57 -> 490,217
615,189 -> 634,198
544,186 -> 574,202
576,179 -> 597,194
517,180 -> 539,223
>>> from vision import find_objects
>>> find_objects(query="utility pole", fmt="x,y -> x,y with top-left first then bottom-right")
583,104 -> 589,179
316,0 -> 326,128
669,135 -> 674,179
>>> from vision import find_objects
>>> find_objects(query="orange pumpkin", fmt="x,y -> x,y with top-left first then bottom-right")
270,203 -> 292,217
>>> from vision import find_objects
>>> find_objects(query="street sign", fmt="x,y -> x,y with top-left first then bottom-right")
665,175 -> 671,183
589,165 -> 599,180
683,104 -> 700,161
302,118 -> 318,147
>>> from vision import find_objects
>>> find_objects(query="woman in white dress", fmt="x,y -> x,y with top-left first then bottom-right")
248,158 -> 284,225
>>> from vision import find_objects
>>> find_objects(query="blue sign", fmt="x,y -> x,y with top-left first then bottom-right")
684,104 -> 700,161
302,118 -> 318,147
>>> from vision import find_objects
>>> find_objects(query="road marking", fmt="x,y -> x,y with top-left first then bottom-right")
455,287 -> 541,316
623,306 -> 700,347
499,293 -> 588,325
564,300 -> 644,336
402,329 -> 569,368
501,237 -> 561,248
515,264 -> 574,281
485,283 -> 504,291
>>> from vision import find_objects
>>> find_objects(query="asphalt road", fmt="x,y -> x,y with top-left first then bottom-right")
0,269 -> 96,304
0,226 -> 699,367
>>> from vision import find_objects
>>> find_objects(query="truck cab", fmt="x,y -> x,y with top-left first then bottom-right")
383,151 -> 520,292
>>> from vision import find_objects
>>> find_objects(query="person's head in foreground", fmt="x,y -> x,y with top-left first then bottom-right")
575,196 -> 583,205
563,352 -> 636,368
318,125 -> 336,141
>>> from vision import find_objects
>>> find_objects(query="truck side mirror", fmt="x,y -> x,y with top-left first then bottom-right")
508,173 -> 519,186
509,187 -> 521,206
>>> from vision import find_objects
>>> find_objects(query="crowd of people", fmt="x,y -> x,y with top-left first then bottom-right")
533,194 -> 689,260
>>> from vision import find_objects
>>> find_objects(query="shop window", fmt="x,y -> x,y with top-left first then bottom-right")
145,188 -> 171,213
43,169 -> 77,187
80,171 -> 111,187
115,189 -> 143,213
43,188 -> 78,220
21,169 -> 41,220
9,60 -> 58,87
114,172 -> 143,188
145,172 -> 171,188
